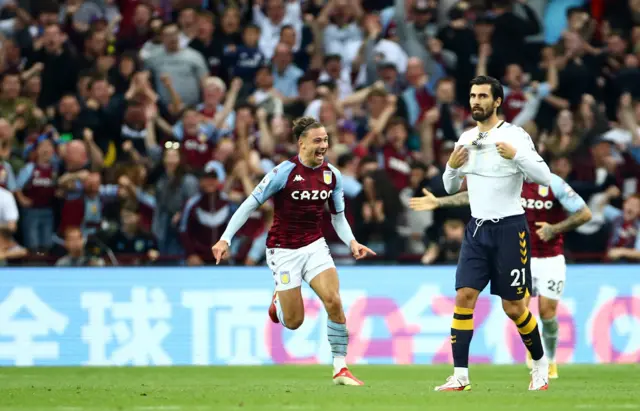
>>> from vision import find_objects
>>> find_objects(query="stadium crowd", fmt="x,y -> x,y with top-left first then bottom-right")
0,0 -> 638,267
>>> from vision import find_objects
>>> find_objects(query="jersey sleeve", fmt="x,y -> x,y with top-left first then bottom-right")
549,174 -> 587,213
327,164 -> 345,214
251,160 -> 294,204
15,163 -> 35,191
512,126 -> 551,186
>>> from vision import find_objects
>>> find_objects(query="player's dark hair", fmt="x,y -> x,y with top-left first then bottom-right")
470,75 -> 504,107
292,116 -> 323,140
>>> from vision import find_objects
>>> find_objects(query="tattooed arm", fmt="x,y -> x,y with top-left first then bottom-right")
436,191 -> 470,208
536,174 -> 592,242
409,189 -> 469,211
536,206 -> 592,241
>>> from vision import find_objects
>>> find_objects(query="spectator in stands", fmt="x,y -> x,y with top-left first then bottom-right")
144,22 -> 209,107
105,202 -> 159,265
254,0 -> 303,60
151,146 -> 199,256
189,11 -> 225,78
55,226 -> 99,266
272,43 -> 304,101
27,23 -> 79,109
225,23 -> 265,85
0,119 -> 17,191
422,218 -> 464,264
601,190 -> 640,262
399,161 -> 433,255
179,163 -> 230,266
353,155 -> 402,261
0,0 -> 636,266
15,136 -> 57,251
58,171 -> 103,238
223,160 -> 272,266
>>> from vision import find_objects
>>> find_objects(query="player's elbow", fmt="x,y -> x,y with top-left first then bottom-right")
579,206 -> 593,224
443,183 -> 459,195
532,168 -> 552,187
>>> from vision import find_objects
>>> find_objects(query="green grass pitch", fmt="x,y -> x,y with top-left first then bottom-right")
1,365 -> 638,411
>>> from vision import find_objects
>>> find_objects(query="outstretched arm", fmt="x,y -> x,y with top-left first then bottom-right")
409,188 -> 470,211
436,191 -> 470,208
328,165 -> 376,259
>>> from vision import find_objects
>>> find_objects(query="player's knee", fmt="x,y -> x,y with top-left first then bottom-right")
322,291 -> 343,316
539,302 -> 557,320
502,299 -> 526,321
284,312 -> 304,330
455,288 -> 479,309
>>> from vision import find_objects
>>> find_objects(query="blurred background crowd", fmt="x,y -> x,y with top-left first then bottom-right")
0,0 -> 638,267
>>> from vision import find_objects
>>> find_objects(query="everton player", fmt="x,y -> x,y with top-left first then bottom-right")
410,174 -> 591,380
212,116 -> 375,385
412,76 -> 553,392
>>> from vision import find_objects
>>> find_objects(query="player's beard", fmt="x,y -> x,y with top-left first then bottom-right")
471,106 -> 495,122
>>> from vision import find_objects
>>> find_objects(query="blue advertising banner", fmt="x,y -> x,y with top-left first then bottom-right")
0,265 -> 638,366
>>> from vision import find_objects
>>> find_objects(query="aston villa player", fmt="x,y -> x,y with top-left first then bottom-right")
212,116 -> 375,386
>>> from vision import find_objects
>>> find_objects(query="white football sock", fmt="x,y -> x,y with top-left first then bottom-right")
454,367 -> 469,381
333,356 -> 347,375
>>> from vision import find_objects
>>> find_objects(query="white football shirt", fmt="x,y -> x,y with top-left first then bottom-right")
443,121 -> 551,220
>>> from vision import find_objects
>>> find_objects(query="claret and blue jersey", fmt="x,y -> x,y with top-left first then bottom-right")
251,156 -> 345,249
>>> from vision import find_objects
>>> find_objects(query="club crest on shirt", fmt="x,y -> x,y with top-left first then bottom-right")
323,170 -> 332,185
538,186 -> 549,197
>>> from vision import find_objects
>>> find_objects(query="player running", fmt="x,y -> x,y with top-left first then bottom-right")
421,76 -> 553,392
212,116 -> 375,386
409,172 -> 592,379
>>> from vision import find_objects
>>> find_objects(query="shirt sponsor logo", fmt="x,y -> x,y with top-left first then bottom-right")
521,198 -> 553,210
291,190 -> 333,200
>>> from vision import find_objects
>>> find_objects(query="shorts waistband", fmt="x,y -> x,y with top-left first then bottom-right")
471,214 -> 525,226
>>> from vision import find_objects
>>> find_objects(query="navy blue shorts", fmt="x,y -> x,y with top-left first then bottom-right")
455,214 -> 531,301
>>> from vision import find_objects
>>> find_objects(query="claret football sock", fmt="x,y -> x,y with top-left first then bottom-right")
514,309 -> 544,361
451,306 -> 474,375
327,319 -> 348,375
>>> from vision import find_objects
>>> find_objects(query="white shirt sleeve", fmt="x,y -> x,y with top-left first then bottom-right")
512,128 -> 551,186
443,163 -> 463,194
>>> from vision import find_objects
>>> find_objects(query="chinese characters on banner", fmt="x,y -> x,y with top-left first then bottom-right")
0,267 -> 639,366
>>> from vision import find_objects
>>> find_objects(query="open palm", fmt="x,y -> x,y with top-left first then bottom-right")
409,188 -> 440,211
